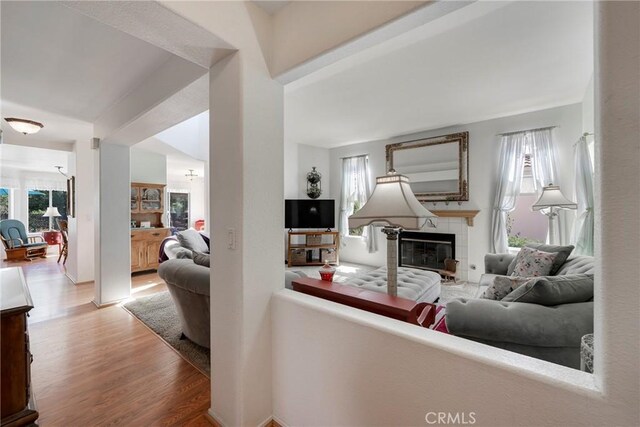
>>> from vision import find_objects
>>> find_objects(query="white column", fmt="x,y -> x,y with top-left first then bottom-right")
94,142 -> 131,306
595,0 -> 640,399
209,51 -> 284,426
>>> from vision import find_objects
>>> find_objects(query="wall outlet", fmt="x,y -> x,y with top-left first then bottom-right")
470,264 -> 477,270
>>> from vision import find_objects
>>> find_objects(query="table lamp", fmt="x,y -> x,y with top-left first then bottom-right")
531,183 -> 577,245
43,207 -> 61,230
348,170 -> 437,297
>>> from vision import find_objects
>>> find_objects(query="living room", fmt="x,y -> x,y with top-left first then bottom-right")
0,1 -> 637,426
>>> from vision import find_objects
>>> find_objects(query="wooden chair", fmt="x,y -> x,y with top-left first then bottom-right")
56,219 -> 69,264
0,219 -> 48,261
440,258 -> 460,283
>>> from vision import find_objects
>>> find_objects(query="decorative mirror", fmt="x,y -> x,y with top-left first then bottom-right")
385,131 -> 469,202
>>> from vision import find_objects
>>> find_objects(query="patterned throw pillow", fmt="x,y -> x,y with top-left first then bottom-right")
481,276 -> 532,300
510,246 -> 558,277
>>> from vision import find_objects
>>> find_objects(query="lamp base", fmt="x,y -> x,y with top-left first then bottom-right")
381,227 -> 401,297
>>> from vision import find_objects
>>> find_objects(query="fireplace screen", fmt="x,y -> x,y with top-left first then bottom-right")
399,231 -> 456,272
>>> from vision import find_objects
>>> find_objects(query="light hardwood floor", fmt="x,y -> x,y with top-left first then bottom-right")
2,254 -> 211,426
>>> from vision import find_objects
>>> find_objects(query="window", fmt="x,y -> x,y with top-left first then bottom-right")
28,190 -> 50,232
0,188 -> 8,220
52,190 -> 68,230
168,192 -> 189,231
28,189 -> 68,231
507,155 -> 547,248
339,155 -> 371,237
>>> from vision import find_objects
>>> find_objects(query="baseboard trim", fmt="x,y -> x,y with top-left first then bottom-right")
204,410 -> 284,427
91,299 -> 122,308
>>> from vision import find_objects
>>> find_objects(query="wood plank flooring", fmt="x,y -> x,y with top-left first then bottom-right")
2,255 -> 211,426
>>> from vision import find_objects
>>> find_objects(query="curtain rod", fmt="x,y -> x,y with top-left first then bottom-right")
497,125 -> 557,137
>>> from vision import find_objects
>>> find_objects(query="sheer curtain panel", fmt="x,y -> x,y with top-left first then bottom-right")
338,156 -> 377,252
491,133 -> 526,253
573,136 -> 594,255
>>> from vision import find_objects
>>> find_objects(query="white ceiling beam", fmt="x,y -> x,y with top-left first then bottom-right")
100,73 -> 209,147
274,1 -> 475,84
63,0 -> 236,68
94,56 -> 207,145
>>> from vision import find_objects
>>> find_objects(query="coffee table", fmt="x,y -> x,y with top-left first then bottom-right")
292,277 -> 436,328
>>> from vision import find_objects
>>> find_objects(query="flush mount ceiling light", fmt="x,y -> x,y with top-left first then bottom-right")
185,169 -> 198,180
4,117 -> 44,135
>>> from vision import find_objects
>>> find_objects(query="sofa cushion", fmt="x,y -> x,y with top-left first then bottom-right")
193,252 -> 210,267
555,256 -> 595,275
481,276 -> 531,300
176,229 -> 209,254
502,274 -> 594,305
510,246 -> 557,277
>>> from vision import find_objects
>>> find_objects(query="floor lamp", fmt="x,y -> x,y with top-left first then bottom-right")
531,183 -> 577,245
348,171 -> 437,297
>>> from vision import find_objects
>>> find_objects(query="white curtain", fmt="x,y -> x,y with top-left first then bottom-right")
527,129 -> 558,191
573,136 -> 594,255
491,133 -> 526,253
339,156 -> 377,252
528,128 -> 563,244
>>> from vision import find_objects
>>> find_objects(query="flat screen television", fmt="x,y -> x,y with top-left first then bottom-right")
285,199 -> 335,230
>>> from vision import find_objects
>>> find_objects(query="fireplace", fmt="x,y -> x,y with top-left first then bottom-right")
398,231 -> 456,272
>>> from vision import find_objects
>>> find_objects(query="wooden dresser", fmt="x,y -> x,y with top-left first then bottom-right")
1,267 -> 38,427
131,228 -> 170,273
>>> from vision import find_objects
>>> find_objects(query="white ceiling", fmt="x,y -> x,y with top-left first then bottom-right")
1,1 -> 174,122
0,144 -> 68,174
285,1 -> 594,148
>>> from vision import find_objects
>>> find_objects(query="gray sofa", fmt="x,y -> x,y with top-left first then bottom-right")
158,258 -> 306,348
446,253 -> 594,369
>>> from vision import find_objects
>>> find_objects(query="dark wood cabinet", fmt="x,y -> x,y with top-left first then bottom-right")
1,267 -> 38,427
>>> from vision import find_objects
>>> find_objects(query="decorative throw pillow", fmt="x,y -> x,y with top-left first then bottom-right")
502,274 -> 594,305
523,243 -> 575,275
192,251 -> 210,268
176,229 -> 209,254
481,276 -> 532,300
505,244 -> 575,276
510,246 -> 558,277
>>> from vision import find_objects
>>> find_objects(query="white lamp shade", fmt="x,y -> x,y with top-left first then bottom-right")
348,172 -> 436,230
43,207 -> 61,217
532,184 -> 577,211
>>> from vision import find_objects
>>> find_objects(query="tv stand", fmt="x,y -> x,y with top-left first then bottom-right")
287,230 -> 339,266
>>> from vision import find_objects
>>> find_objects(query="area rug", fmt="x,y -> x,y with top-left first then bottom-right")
123,292 -> 210,376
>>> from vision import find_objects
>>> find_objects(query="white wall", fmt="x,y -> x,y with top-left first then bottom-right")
273,4 -> 639,426
294,144 -> 331,199
328,103 -> 582,281
130,147 -> 167,184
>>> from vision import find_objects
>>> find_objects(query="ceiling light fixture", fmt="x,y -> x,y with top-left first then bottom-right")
4,117 -> 44,135
185,169 -> 198,181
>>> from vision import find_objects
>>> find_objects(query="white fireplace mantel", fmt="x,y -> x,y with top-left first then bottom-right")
430,210 -> 480,226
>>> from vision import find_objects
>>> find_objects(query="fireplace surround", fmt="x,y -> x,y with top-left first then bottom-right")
399,231 -> 456,272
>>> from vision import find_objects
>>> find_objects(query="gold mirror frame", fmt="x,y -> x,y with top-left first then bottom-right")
385,131 -> 469,202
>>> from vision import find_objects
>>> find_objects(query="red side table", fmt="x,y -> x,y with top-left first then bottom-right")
42,230 -> 63,253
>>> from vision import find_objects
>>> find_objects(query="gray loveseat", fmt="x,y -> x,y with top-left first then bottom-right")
446,252 -> 594,369
158,258 -> 306,348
